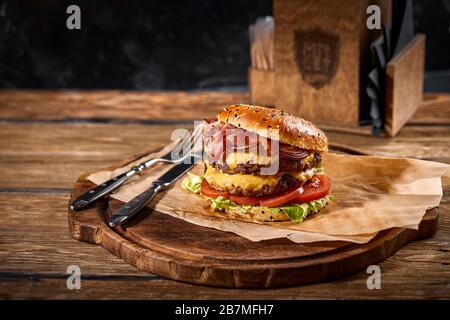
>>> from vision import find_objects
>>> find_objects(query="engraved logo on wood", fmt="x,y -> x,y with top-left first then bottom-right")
295,29 -> 340,89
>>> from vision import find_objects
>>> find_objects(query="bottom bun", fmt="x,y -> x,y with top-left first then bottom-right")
219,204 -> 291,222
203,194 -> 333,223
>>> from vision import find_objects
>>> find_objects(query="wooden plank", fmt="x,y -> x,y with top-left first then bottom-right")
326,125 -> 450,163
0,90 -> 249,121
0,123 -> 448,190
0,90 -> 448,297
0,90 -> 448,128
385,35 -> 426,136
1,273 -> 450,299
1,195 -> 449,298
0,123 -> 175,156
0,192 -> 149,276
0,123 -> 178,189
410,93 -> 450,125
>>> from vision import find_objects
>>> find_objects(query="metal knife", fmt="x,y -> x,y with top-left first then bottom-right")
108,157 -> 195,227
70,127 -> 201,211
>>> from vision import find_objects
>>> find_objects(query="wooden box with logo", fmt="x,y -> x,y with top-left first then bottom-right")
249,0 -> 425,136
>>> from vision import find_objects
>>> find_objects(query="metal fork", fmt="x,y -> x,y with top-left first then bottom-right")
70,125 -> 202,210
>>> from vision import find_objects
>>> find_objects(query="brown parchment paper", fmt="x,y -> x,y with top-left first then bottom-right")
87,148 -> 450,244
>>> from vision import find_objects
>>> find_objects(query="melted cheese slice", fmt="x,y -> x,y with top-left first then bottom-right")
224,151 -> 272,169
205,164 -> 280,192
205,148 -> 273,169
291,168 -> 316,182
204,164 -> 317,192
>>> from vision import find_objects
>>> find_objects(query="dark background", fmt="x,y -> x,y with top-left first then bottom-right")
0,0 -> 449,91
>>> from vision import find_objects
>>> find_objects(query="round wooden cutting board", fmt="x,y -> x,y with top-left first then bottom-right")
68,147 -> 439,288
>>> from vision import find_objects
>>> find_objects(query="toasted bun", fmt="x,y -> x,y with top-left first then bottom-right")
223,205 -> 291,222
218,104 -> 328,152
208,203 -> 291,222
207,201 -> 330,223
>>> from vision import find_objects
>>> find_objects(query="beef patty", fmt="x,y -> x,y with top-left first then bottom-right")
216,173 -> 302,197
208,152 -> 321,175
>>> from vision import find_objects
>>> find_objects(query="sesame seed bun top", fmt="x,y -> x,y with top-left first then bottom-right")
217,104 -> 328,152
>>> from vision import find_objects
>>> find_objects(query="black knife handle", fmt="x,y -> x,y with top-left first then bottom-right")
70,171 -> 136,210
108,183 -> 164,227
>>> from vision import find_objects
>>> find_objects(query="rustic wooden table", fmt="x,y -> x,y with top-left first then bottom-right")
0,90 -> 449,299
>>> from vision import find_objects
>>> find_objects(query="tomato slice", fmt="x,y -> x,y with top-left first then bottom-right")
259,186 -> 304,208
294,175 -> 332,204
229,194 -> 260,206
200,180 -> 229,198
200,175 -> 332,208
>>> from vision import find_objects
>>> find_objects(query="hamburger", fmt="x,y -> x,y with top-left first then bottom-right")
182,104 -> 333,223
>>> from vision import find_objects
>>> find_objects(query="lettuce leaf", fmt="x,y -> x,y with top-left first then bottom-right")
181,173 -> 333,223
210,196 -> 237,210
274,195 -> 334,223
181,172 -> 203,194
315,166 -> 325,173
277,204 -> 309,223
